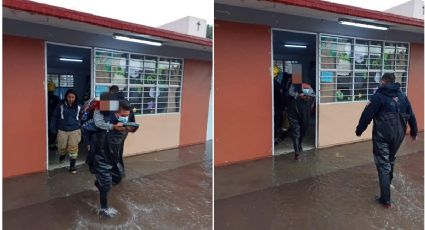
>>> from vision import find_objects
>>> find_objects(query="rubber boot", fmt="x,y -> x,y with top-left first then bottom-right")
69,159 -> 77,174
292,137 -> 300,160
375,196 -> 391,209
299,139 -> 303,152
97,189 -> 118,218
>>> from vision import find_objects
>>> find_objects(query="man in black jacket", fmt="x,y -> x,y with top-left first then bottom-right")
355,73 -> 417,208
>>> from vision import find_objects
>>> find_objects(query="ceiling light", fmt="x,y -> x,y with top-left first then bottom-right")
338,19 -> 389,30
59,58 -> 83,62
284,44 -> 307,48
113,34 -> 162,46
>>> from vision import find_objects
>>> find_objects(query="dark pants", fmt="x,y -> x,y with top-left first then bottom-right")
83,129 -> 97,174
288,99 -> 311,154
119,133 -> 129,173
93,131 -> 125,208
373,137 -> 404,205
274,107 -> 283,140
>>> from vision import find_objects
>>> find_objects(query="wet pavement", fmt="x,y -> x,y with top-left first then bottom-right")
215,134 -> 424,229
4,142 -> 212,230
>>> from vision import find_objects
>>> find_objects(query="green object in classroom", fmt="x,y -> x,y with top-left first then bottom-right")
336,90 -> 344,101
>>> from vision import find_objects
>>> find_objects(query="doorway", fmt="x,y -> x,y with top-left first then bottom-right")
46,43 -> 92,170
272,30 -> 317,155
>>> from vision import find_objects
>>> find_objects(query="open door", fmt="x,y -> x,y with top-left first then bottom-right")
271,29 -> 318,156
46,42 -> 92,170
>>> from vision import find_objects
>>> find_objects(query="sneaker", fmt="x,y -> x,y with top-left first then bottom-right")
294,153 -> 299,161
69,166 -> 77,174
59,155 -> 66,164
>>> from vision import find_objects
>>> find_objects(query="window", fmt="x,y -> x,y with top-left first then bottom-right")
94,48 -> 183,115
47,74 -> 74,88
319,34 -> 409,104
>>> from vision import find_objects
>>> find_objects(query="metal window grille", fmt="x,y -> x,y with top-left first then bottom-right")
94,48 -> 184,115
319,34 -> 409,104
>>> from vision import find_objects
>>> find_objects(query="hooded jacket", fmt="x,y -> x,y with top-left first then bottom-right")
50,90 -> 82,133
356,82 -> 417,138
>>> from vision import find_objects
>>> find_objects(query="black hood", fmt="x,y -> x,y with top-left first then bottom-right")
378,82 -> 401,97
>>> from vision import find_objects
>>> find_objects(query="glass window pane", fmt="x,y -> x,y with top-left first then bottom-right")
142,86 -> 157,114
336,72 -> 353,102
354,72 -> 368,101
368,72 -> 381,96
94,49 -> 183,115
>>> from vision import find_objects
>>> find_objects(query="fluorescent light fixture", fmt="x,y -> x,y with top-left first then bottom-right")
284,44 -> 307,48
113,34 -> 162,46
59,58 -> 83,62
338,19 -> 389,30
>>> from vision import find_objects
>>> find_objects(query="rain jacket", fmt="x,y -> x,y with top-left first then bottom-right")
50,100 -> 82,133
356,82 -> 417,138
355,82 -> 417,205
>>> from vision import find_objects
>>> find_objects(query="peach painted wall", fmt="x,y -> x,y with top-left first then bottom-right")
3,35 -> 46,178
124,114 -> 181,156
407,43 -> 424,131
318,102 -> 372,148
179,59 -> 212,146
214,20 -> 272,166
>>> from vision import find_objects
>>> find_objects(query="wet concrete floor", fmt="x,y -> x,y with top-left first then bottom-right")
4,142 -> 212,230
215,134 -> 424,229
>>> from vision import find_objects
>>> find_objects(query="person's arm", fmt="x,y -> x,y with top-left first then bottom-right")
355,95 -> 382,136
93,110 -> 113,131
288,85 -> 300,99
405,98 -> 418,139
127,111 -> 139,133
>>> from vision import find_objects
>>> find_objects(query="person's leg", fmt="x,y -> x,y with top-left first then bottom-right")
288,113 -> 301,159
68,129 -> 81,173
119,133 -> 128,173
274,109 -> 283,144
57,130 -> 68,163
373,139 -> 392,206
388,131 -> 405,185
94,132 -> 119,217
298,101 -> 311,152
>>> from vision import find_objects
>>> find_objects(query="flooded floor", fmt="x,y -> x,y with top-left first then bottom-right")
215,135 -> 424,229
4,142 -> 212,230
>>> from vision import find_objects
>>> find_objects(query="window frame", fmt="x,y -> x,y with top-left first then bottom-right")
93,47 -> 185,116
319,33 -> 410,104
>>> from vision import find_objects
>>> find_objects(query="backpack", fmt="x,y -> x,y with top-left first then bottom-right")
81,99 -> 99,123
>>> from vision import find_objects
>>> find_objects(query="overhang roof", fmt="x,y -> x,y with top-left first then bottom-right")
3,0 -> 212,50
216,0 -> 424,34
269,0 -> 423,27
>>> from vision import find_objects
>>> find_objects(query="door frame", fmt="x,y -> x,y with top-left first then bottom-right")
44,41 -> 93,170
270,28 -> 319,156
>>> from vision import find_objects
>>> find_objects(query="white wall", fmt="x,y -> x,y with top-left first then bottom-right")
385,0 -> 424,19
160,16 -> 207,38
206,84 -> 213,141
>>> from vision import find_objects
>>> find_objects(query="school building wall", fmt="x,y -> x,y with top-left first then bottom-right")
124,59 -> 212,156
3,35 -> 46,178
407,43 -> 424,132
179,59 -> 212,146
3,34 -> 212,178
214,19 -> 424,166
319,42 -> 424,147
214,20 -> 272,166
